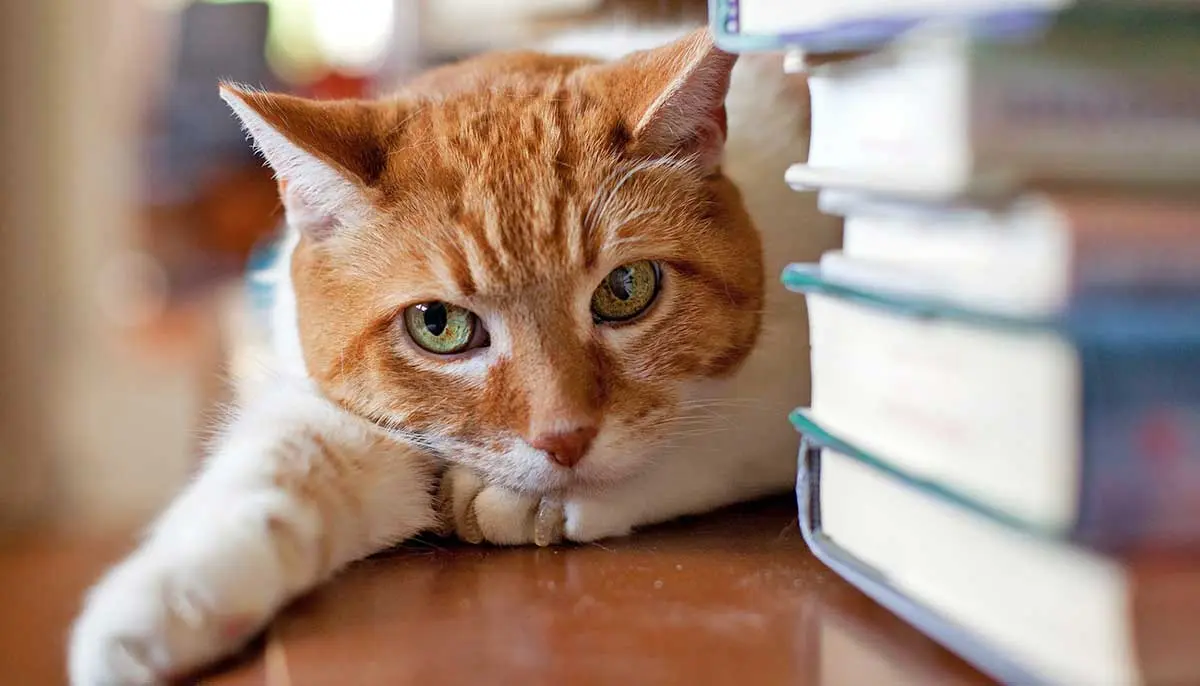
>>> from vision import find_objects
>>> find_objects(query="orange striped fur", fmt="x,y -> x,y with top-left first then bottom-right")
223,29 -> 766,493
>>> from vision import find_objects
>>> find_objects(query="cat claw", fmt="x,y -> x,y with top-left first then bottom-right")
433,472 -> 460,538
534,497 -> 564,547
458,498 -> 485,544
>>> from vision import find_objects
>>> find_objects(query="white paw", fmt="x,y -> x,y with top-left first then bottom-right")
436,466 -> 563,546
563,497 -> 634,543
436,467 -> 635,546
69,541 -> 281,685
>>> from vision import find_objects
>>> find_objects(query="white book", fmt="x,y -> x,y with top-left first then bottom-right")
805,279 -> 1081,531
795,24 -> 1200,198
816,447 -> 1138,685
824,192 -> 1200,317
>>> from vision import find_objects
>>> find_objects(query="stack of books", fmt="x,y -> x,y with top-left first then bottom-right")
712,1 -> 1200,683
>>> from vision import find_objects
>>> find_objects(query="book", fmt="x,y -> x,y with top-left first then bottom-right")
770,2 -> 1200,680
784,264 -> 1200,549
790,10 -> 1200,199
709,0 -> 1062,53
819,192 -> 1200,317
796,440 -> 1200,685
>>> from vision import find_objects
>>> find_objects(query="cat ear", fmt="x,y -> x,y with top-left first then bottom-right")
219,84 -> 390,239
589,28 -> 737,171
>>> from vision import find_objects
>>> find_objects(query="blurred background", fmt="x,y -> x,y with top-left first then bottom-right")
0,0 -> 707,539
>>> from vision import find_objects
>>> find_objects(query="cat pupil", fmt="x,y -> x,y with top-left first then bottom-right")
423,303 -> 448,336
609,268 -> 634,301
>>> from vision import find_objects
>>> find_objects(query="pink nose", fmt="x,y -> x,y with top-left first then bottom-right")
531,426 -> 597,468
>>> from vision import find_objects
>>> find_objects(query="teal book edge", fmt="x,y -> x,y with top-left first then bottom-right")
789,409 -> 1051,536
708,0 -> 785,53
795,439 -> 1047,686
781,262 -> 1200,345
781,263 -> 1056,332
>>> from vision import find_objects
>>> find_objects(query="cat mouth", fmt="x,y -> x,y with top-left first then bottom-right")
491,460 -> 627,498
353,409 -> 632,493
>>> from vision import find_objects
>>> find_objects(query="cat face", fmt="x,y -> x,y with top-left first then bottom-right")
222,29 -> 764,494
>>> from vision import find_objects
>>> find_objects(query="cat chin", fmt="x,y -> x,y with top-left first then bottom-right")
482,471 -> 618,498
489,469 -> 643,499
463,435 -> 655,497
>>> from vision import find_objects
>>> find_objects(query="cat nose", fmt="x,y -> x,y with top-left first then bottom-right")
532,426 -> 598,469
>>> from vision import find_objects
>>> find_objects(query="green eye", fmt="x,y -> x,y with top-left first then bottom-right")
403,302 -> 484,355
591,261 -> 661,323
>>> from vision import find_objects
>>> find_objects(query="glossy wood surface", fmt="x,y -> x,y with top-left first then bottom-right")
0,498 -> 990,685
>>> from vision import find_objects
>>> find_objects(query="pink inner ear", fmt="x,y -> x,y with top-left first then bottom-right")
695,102 -> 730,170
688,113 -> 726,171
659,99 -> 728,171
281,181 -> 342,241
630,40 -> 736,171
302,213 -> 341,242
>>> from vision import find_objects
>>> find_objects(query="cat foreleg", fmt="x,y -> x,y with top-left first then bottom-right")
68,379 -> 437,685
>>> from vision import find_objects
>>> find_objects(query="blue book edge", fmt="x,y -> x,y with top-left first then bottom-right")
708,0 -> 1054,53
795,438 -> 1049,686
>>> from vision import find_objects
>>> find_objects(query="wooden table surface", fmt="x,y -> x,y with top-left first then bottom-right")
0,498 -> 990,685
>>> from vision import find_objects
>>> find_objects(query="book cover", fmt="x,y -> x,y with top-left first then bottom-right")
794,441 -> 1045,685
792,7 -> 1200,199
812,192 -> 1200,318
784,264 -> 1200,549
797,437 -> 1200,684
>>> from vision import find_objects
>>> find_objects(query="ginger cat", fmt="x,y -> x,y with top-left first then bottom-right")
69,27 -> 840,684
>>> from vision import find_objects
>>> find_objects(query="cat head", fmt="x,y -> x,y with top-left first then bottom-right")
221,28 -> 764,494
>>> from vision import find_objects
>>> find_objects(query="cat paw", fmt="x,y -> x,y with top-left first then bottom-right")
561,497 -> 635,543
434,467 -> 639,545
436,466 -> 565,546
69,548 -> 273,685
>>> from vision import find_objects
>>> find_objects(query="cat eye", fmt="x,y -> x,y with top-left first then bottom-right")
403,301 -> 487,355
591,261 -> 661,323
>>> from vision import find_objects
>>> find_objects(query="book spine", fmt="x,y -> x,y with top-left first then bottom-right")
802,59 -> 970,197
1074,300 -> 1200,551
800,36 -> 1200,197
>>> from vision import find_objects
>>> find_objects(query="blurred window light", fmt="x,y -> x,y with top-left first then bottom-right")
145,0 -> 398,85
429,0 -> 600,18
262,0 -> 323,85
310,0 -> 395,74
